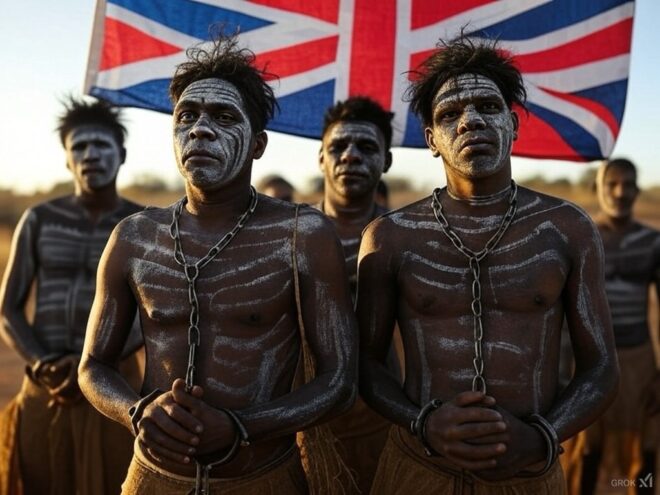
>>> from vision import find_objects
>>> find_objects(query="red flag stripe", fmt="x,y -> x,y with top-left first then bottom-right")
100,17 -> 182,71
248,0 -> 339,24
349,0 -> 397,108
256,36 -> 339,80
513,109 -> 582,160
540,87 -> 620,137
411,0 -> 497,29
513,19 -> 633,73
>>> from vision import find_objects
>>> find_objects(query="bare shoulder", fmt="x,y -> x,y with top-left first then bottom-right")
363,194 -> 434,245
516,186 -> 597,233
111,203 -> 174,246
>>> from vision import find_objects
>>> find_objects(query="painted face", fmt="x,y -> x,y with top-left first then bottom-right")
64,125 -> 123,193
597,165 -> 638,219
320,121 -> 388,200
173,78 -> 255,191
425,73 -> 517,179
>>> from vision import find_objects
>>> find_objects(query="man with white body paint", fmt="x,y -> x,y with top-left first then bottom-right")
0,97 -> 142,495
580,158 -> 659,495
356,36 -> 619,494
316,96 -> 395,493
78,35 -> 357,494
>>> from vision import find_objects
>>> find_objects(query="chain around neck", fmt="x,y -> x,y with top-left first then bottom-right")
446,182 -> 513,205
169,186 -> 259,391
431,180 -> 518,394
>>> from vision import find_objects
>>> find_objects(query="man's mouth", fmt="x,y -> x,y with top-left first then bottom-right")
184,150 -> 218,162
460,137 -> 494,151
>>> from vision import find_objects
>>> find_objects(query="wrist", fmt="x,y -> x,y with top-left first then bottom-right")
410,399 -> 442,457
128,389 -> 164,436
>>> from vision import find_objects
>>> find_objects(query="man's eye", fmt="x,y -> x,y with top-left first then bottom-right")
439,111 -> 458,121
177,111 -> 196,123
214,112 -> 236,124
480,102 -> 501,112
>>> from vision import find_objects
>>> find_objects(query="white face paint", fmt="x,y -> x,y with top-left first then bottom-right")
64,125 -> 123,193
173,78 -> 254,191
320,121 -> 388,200
596,164 -> 638,220
425,74 -> 517,179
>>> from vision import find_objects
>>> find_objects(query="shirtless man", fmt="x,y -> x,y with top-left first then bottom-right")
317,96 -> 393,493
356,36 -> 619,494
581,158 -> 659,495
78,35 -> 357,494
0,97 -> 142,495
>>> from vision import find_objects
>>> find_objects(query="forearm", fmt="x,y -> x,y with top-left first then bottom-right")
361,357 -> 420,428
0,315 -> 49,365
237,370 -> 355,443
78,353 -> 141,431
545,361 -> 619,441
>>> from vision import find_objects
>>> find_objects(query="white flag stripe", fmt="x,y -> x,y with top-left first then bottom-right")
497,3 -> 634,55
408,0 -> 551,51
97,53 -> 189,90
526,84 -> 615,156
195,0 -> 339,30
271,63 -> 337,98
523,54 -> 630,93
334,0 -> 356,102
108,4 -> 201,48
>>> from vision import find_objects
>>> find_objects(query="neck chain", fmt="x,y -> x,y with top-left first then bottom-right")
446,182 -> 512,205
431,180 -> 518,394
169,187 -> 258,392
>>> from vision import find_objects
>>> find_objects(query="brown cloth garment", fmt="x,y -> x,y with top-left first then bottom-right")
328,398 -> 390,494
370,426 -> 566,495
0,356 -> 140,495
121,442 -> 308,494
585,342 -> 659,482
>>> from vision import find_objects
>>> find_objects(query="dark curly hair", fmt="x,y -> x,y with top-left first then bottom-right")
56,96 -> 127,147
322,96 -> 394,150
169,32 -> 278,133
406,35 -> 526,127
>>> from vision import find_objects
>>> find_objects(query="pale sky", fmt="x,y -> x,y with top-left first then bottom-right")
1,0 -> 659,194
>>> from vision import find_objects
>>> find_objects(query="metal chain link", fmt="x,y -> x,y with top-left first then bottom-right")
169,186 -> 258,393
431,180 -> 518,394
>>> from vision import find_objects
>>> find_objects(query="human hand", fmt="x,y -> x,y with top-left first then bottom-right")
136,387 -> 204,465
643,371 -> 660,416
475,406 -> 546,481
170,378 -> 237,459
424,391 -> 507,471
37,355 -> 82,406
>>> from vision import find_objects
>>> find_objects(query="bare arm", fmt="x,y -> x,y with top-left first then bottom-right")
0,209 -> 47,365
78,222 -> 143,429
547,212 -> 619,440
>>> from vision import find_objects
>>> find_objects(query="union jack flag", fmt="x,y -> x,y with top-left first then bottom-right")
85,0 -> 634,161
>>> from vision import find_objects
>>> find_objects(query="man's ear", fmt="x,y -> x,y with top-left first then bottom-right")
120,146 -> 127,165
318,146 -> 326,173
511,111 -> 520,141
424,127 -> 440,157
252,131 -> 268,160
383,151 -> 393,173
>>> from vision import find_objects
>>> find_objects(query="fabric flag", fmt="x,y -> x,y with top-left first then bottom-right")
85,0 -> 634,161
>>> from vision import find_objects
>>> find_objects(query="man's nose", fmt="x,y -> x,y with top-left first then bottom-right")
83,144 -> 99,161
341,143 -> 361,164
189,115 -> 216,140
457,106 -> 486,133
